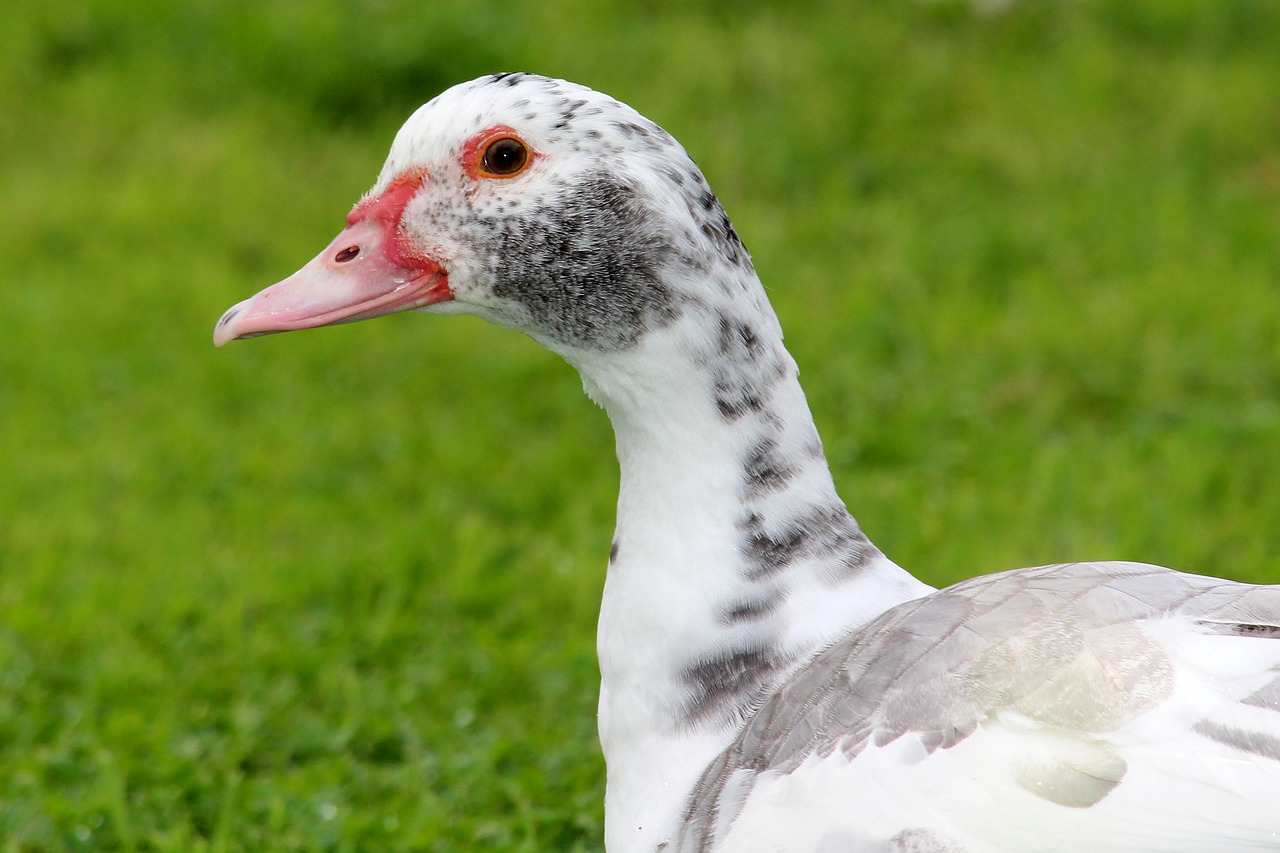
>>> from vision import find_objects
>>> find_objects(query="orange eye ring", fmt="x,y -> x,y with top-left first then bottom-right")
462,126 -> 536,181
479,135 -> 530,178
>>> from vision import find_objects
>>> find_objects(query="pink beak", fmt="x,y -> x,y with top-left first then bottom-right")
213,216 -> 451,347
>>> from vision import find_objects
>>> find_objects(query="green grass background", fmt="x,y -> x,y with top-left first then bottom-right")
3,0 -> 1280,849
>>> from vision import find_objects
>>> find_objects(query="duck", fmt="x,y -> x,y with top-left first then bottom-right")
215,73 -> 1280,852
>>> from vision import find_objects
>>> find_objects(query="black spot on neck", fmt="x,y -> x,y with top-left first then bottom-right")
742,512 -> 808,579
740,506 -> 878,581
714,381 -> 765,420
743,437 -> 799,497
706,314 -> 787,423
720,595 -> 782,625
680,644 -> 780,725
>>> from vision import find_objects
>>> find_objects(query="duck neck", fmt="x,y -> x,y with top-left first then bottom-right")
557,302 -> 932,851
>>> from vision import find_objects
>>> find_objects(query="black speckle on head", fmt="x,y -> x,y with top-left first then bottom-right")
609,119 -> 674,155
688,188 -> 750,272
609,539 -> 620,563
613,120 -> 646,137
680,644 -> 779,725
717,315 -> 766,361
480,175 -> 682,350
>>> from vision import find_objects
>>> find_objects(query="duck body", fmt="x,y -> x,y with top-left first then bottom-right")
216,73 -> 1280,851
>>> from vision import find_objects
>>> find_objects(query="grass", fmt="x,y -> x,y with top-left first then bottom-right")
2,0 -> 1280,849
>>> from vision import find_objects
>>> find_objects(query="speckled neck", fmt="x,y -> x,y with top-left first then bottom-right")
557,276 -> 933,852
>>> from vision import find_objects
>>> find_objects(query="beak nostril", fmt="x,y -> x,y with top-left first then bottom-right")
334,246 -> 361,263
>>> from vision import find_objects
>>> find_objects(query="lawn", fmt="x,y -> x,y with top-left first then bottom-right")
2,0 -> 1279,849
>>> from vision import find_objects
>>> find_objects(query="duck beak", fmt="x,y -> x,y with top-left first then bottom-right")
213,217 -> 451,346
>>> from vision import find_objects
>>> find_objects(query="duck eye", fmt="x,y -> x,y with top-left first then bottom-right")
480,136 -> 529,177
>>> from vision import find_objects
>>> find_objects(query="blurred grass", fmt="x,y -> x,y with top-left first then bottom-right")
2,0 -> 1280,849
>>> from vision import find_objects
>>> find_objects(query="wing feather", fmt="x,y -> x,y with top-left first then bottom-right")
677,562 -> 1280,852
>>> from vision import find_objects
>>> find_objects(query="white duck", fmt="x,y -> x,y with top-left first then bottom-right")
215,73 -> 1280,852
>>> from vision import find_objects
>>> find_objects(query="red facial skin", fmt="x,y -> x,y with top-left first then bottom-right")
214,126 -> 536,346
213,168 -> 451,346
